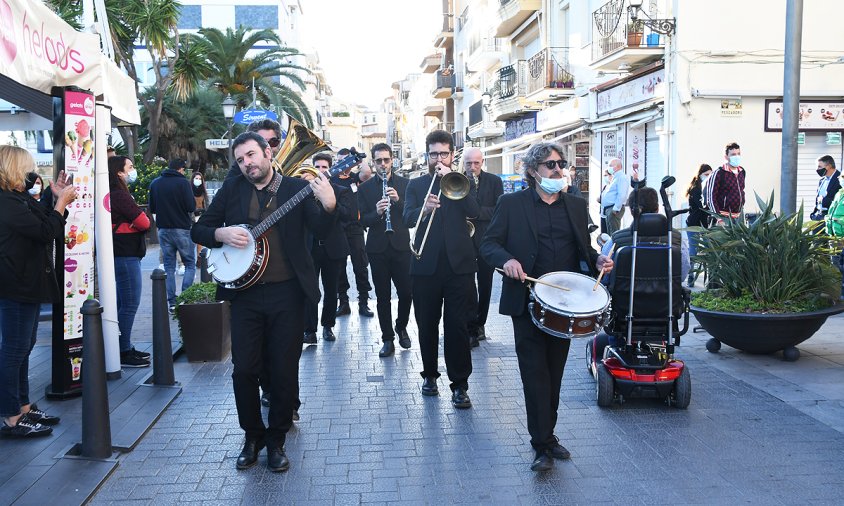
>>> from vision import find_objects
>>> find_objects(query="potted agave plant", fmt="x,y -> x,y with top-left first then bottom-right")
174,282 -> 231,362
690,193 -> 844,361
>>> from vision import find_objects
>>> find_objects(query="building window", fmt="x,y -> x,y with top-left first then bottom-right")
235,6 -> 279,30
178,5 -> 201,30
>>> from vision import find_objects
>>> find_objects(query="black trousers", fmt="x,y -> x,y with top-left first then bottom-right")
511,311 -> 571,451
469,253 -> 494,330
230,280 -> 304,446
369,247 -> 412,341
338,232 -> 371,302
305,245 -> 343,332
412,264 -> 474,391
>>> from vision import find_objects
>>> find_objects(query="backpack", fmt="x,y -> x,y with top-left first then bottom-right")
825,189 -> 844,236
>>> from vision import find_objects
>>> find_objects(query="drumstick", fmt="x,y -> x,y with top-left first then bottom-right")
495,268 -> 570,292
593,244 -> 616,291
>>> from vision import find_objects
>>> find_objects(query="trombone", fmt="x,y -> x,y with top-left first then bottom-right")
408,166 -> 473,260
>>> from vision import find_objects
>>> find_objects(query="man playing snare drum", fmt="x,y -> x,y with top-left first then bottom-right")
480,142 -> 613,472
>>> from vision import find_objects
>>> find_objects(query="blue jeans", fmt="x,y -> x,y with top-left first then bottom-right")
158,228 -> 196,306
114,256 -> 142,353
0,298 -> 40,417
687,231 -> 700,283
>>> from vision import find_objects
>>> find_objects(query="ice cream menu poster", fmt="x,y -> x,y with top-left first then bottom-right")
626,123 -> 645,178
62,90 -> 96,345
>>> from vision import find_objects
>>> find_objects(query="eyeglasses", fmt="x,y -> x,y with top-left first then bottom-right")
540,160 -> 567,170
374,157 -> 392,165
267,137 -> 281,148
427,151 -> 451,160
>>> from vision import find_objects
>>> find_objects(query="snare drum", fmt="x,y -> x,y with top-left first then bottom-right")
528,271 -> 611,339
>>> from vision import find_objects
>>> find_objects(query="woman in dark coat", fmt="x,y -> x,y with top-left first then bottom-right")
685,163 -> 713,286
0,146 -> 76,438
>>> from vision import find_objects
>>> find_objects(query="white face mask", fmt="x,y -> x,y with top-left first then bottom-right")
537,174 -> 568,194
126,170 -> 138,183
193,178 -> 202,187
28,184 -> 41,195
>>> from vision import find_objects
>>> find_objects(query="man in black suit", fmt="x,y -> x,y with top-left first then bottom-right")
404,130 -> 480,409
811,155 -> 841,221
480,142 -> 614,472
303,153 -> 352,343
192,132 -> 337,473
332,148 -> 374,318
463,147 -> 504,347
358,143 -> 413,358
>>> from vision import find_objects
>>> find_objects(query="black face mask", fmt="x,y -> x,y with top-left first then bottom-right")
817,167 -> 827,177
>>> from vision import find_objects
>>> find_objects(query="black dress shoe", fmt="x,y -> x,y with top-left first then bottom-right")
546,442 -> 571,460
476,325 -> 487,341
451,388 -> 472,409
336,300 -> 351,316
358,301 -> 374,317
236,437 -> 265,470
323,327 -> 336,341
260,392 -> 270,407
303,332 -> 317,345
421,377 -> 439,396
530,450 -> 554,472
379,341 -> 395,357
396,327 -> 411,349
267,445 -> 290,472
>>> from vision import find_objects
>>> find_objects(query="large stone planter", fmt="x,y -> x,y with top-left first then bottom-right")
176,301 -> 231,362
690,304 -> 844,361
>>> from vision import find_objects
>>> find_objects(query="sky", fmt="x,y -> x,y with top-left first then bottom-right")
300,0 -> 442,109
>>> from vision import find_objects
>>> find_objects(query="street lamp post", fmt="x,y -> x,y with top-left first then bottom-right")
222,94 -> 237,166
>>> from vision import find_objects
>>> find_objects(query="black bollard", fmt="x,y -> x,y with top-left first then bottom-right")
81,298 -> 112,459
199,248 -> 212,282
151,269 -> 176,385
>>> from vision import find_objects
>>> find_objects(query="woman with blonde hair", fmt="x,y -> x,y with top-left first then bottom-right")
0,145 -> 76,438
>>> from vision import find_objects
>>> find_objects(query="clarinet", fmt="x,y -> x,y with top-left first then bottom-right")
381,170 -> 394,235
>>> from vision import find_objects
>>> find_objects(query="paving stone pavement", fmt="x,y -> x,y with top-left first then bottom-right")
88,252 -> 844,505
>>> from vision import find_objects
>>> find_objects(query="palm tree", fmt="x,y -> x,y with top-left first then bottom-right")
192,26 -> 313,128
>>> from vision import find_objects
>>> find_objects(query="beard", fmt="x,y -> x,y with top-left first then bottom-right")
243,161 -> 271,185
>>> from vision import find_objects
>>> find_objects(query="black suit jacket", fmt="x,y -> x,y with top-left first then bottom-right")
358,173 -> 411,253
480,188 -> 599,317
469,170 -> 504,250
811,170 -> 842,218
315,184 -> 351,260
191,174 -> 336,303
403,173 -> 480,276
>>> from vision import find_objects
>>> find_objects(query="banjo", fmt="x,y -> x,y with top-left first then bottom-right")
205,149 -> 366,290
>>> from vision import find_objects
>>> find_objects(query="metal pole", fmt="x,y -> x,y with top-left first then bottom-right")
80,299 -> 112,459
151,269 -> 176,385
780,0 -> 803,215
227,120 -> 233,167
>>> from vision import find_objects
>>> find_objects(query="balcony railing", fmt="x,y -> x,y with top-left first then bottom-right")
495,61 -> 527,100
526,47 -> 574,95
468,32 -> 503,56
453,130 -> 465,151
442,14 -> 454,33
433,69 -> 456,98
592,2 -> 665,62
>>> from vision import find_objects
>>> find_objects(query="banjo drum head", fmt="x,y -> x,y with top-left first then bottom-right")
532,271 -> 610,316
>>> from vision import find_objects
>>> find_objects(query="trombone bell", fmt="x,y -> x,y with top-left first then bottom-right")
440,171 -> 470,200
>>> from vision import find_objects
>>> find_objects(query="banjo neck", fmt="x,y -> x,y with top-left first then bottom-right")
251,184 -> 313,238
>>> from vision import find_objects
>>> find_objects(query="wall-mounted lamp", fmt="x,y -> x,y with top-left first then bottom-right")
627,0 -> 676,35
481,91 -> 492,112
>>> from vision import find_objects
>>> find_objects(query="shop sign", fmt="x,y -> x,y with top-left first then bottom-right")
601,130 -> 617,167
626,123 -> 646,176
827,132 -> 842,145
720,98 -> 742,117
797,132 -> 805,145
765,99 -> 844,132
536,97 -> 582,131
596,68 -> 665,116
234,109 -> 278,125
205,138 -> 231,150
504,112 -> 537,141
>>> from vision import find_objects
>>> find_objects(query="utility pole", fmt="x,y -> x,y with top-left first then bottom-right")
780,0 -> 803,215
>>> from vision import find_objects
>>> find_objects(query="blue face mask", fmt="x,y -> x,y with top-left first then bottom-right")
537,175 -> 567,194
728,155 -> 741,167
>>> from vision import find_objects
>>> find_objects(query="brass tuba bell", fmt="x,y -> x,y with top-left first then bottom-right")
271,114 -> 329,177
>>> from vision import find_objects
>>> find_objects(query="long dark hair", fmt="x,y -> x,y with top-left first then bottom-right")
686,163 -> 712,197
108,156 -> 131,193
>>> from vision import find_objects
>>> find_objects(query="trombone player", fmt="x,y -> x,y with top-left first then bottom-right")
404,130 -> 479,409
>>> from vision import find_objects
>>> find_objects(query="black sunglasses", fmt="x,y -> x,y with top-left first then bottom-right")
540,160 -> 567,170
267,137 -> 281,148
374,157 -> 392,165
